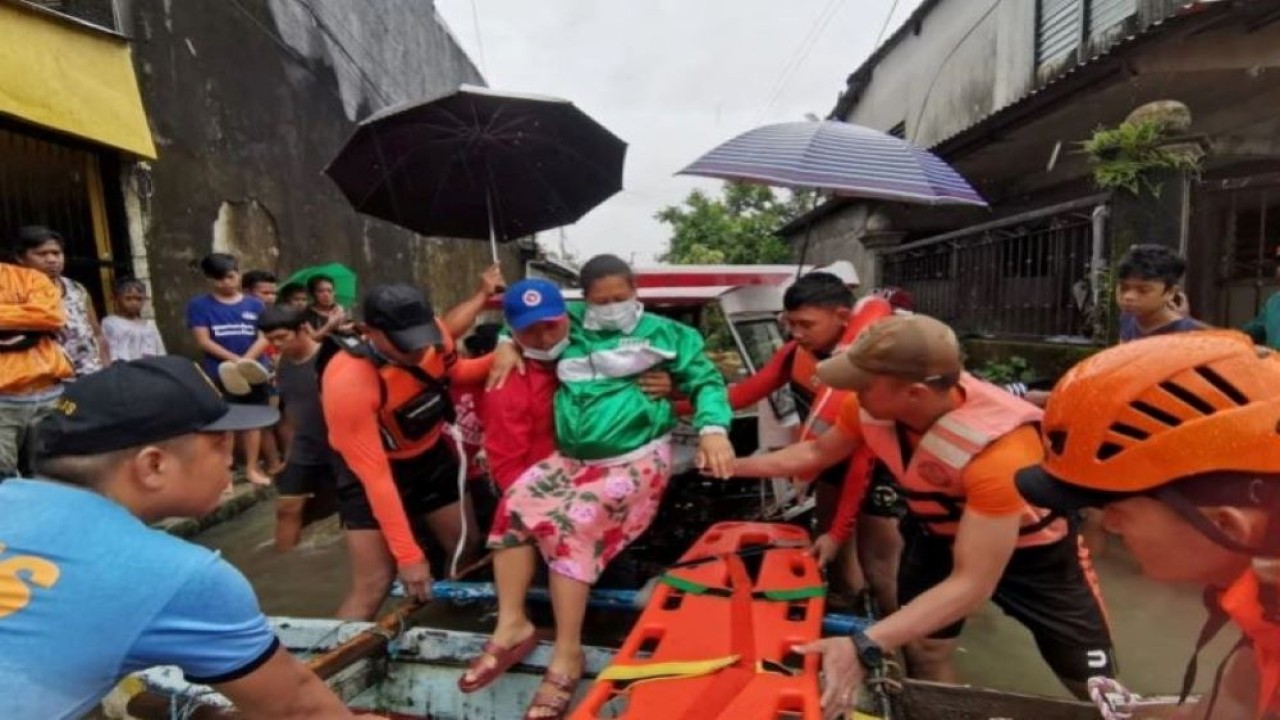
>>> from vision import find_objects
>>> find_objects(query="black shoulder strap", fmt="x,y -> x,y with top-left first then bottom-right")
315,335 -> 388,403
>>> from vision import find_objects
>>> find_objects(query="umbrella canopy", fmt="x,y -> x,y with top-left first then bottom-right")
284,262 -> 358,309
324,85 -> 627,254
679,120 -> 987,207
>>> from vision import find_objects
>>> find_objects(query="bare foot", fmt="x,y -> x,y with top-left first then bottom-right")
264,461 -> 287,476
245,468 -> 273,486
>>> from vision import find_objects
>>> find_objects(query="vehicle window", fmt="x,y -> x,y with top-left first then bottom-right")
699,304 -> 747,382
733,317 -> 786,373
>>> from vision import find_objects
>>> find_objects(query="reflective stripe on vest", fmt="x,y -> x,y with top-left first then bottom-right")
859,374 -> 1068,547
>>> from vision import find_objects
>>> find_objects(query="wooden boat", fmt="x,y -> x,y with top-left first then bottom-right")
118,607 -> 1187,720
119,528 -> 1189,720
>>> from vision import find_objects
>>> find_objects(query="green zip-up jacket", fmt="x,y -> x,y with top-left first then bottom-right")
1243,292 -> 1280,350
554,303 -> 732,461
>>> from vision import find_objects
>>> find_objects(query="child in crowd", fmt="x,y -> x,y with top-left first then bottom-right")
258,306 -> 338,551
185,253 -> 273,486
1115,243 -> 1204,341
305,274 -> 353,340
15,226 -> 108,376
462,258 -> 734,720
101,278 -> 165,363
279,282 -> 309,312
242,270 -> 284,475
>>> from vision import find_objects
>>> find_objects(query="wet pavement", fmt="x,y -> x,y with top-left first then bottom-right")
194,500 -> 1239,699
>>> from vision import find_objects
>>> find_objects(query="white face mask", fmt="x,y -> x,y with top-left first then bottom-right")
520,335 -> 569,362
584,299 -> 643,333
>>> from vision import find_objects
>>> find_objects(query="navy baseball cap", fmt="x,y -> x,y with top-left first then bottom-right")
363,284 -> 445,353
35,356 -> 279,459
503,278 -> 567,331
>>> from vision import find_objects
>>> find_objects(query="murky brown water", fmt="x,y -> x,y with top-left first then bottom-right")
195,501 -> 1239,699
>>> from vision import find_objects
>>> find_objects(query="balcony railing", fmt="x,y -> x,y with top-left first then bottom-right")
881,195 -> 1109,340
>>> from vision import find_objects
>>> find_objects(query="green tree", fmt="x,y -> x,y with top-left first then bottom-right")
657,182 -> 813,265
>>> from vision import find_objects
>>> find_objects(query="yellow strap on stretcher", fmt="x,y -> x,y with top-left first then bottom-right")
598,654 -> 740,684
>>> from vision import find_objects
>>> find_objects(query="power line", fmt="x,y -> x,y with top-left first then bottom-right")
875,0 -> 903,47
470,0 -> 488,78
753,0 -> 844,125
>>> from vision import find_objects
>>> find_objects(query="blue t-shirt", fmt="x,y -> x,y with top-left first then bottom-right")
0,479 -> 279,719
1118,313 -> 1204,343
185,294 -> 266,378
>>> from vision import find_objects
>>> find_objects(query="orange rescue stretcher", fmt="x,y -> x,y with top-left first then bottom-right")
571,521 -> 825,720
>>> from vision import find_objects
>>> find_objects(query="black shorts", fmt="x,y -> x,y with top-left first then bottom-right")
276,460 -> 337,497
898,526 -> 1116,682
275,461 -> 339,524
860,462 -> 907,519
336,441 -> 463,531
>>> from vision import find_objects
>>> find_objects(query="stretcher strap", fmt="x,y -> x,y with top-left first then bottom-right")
598,655 -> 740,684
658,574 -> 825,601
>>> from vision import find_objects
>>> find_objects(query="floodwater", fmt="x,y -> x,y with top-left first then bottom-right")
195,500 -> 1239,700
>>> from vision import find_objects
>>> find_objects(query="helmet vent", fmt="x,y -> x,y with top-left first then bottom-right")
1158,381 -> 1216,416
1130,400 -> 1183,427
1193,366 -> 1248,406
1096,442 -> 1123,461
1047,430 -> 1068,455
1108,422 -> 1149,441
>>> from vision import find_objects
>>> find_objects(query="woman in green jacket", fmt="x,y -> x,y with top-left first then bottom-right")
460,255 -> 735,719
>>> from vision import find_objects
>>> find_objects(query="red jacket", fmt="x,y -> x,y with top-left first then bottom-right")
481,360 -> 559,491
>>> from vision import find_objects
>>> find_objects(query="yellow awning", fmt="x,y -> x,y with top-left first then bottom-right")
0,2 -> 156,158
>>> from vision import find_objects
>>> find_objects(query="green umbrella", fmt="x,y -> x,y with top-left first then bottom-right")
284,262 -> 358,309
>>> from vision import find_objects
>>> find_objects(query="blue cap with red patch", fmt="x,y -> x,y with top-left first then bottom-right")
503,278 -> 567,331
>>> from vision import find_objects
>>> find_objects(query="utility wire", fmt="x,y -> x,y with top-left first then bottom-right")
753,0 -> 844,125
875,0 -> 903,47
470,0 -> 488,79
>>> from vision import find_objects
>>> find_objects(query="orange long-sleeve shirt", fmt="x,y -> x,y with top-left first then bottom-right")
0,263 -> 72,395
322,347 -> 493,568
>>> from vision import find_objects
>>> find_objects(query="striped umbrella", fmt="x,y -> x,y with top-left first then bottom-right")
679,120 -> 987,207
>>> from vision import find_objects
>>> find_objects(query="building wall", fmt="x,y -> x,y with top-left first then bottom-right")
791,205 -> 879,290
115,0 -> 511,354
842,0 -> 1035,147
837,0 -> 1193,147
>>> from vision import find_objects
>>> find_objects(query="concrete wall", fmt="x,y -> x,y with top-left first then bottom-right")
837,0 -> 1193,148
840,0 -> 1035,146
791,204 -> 879,289
116,0 -> 512,354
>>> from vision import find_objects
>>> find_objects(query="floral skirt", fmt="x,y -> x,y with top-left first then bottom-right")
486,439 -> 672,584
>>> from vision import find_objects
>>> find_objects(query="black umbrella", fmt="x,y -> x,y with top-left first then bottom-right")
325,85 -> 627,261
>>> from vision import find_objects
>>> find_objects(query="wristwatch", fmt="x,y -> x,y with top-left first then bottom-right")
851,630 -> 885,671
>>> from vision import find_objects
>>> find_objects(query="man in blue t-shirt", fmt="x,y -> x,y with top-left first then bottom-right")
186,253 -> 269,380
186,253 -> 274,485
0,356 -> 357,719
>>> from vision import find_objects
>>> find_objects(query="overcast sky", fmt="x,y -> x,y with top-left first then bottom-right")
434,0 -> 923,264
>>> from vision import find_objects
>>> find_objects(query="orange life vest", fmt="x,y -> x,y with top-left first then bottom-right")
858,373 -> 1068,547
788,295 -> 894,441
1221,569 -> 1280,718
786,297 -> 893,488
319,321 -> 457,460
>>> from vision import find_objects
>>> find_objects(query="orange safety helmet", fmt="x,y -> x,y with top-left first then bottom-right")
1018,331 -> 1280,505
